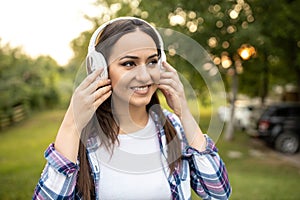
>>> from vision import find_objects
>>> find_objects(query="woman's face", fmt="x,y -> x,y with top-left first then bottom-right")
108,30 -> 160,108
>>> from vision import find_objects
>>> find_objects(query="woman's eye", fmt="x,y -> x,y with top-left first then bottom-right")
147,59 -> 158,67
121,61 -> 135,67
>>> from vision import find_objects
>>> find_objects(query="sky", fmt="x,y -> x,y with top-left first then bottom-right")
0,0 -> 100,65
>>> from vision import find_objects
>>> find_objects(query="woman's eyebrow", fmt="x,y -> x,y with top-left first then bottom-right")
119,53 -> 158,61
147,54 -> 159,59
119,55 -> 138,60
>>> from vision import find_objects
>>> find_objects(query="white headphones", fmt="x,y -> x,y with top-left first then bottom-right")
86,17 -> 166,79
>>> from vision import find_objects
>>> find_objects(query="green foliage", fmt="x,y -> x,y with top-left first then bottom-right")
69,30 -> 93,70
0,40 -> 65,125
253,0 -> 300,83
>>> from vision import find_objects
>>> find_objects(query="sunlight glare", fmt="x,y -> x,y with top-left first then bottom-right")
0,0 -> 98,65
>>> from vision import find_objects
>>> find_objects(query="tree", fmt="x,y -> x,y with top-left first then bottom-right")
0,39 -> 62,127
252,0 -> 300,97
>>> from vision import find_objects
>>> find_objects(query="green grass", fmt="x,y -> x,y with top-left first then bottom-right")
0,110 -> 64,199
1,109 -> 300,199
216,134 -> 300,200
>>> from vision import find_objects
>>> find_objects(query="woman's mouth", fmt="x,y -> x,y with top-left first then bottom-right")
130,84 -> 152,94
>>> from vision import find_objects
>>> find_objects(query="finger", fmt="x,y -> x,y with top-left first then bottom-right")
158,85 -> 170,97
158,85 -> 180,109
159,78 -> 179,90
160,63 -> 180,81
158,84 -> 182,101
93,85 -> 112,101
158,84 -> 176,97
93,90 -> 112,108
86,79 -> 111,95
159,71 -> 179,80
162,61 -> 177,73
97,78 -> 111,87
158,81 -> 184,103
78,69 -> 103,90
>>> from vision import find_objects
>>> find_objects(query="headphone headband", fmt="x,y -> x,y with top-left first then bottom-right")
88,17 -> 165,54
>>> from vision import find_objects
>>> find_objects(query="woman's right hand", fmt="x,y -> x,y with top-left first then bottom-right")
70,69 -> 112,133
54,69 -> 111,163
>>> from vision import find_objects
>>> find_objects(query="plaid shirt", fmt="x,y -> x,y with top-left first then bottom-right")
33,110 -> 231,200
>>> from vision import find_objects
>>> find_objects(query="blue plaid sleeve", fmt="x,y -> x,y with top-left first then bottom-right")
32,143 -> 80,199
164,110 -> 231,200
184,135 -> 231,199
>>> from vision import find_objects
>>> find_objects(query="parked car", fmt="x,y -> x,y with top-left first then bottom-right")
257,103 -> 300,154
218,102 -> 260,131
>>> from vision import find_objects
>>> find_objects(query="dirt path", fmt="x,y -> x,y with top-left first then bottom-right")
249,138 -> 300,169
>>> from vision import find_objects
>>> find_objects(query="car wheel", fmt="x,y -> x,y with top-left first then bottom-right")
275,133 -> 299,154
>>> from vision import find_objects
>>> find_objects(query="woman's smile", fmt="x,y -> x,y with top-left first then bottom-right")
130,84 -> 154,95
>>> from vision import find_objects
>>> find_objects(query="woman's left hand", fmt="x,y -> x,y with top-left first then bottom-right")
158,61 -> 188,117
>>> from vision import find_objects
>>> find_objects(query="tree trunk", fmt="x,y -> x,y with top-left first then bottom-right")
224,66 -> 238,141
261,51 -> 269,105
297,69 -> 300,101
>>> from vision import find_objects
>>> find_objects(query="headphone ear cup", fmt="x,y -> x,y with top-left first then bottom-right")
159,50 -> 167,71
86,50 -> 108,79
161,50 -> 166,62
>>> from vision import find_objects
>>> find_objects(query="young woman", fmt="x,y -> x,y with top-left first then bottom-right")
33,17 -> 231,200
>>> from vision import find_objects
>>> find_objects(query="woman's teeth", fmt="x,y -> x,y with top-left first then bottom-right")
132,86 -> 148,91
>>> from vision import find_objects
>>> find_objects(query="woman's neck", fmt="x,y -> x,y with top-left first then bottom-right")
112,101 -> 149,134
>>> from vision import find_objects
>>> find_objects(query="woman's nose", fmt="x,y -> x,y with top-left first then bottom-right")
135,65 -> 151,82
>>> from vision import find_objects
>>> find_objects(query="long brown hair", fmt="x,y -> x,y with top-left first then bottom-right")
77,18 -> 181,199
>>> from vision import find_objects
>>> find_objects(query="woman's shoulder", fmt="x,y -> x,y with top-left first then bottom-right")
162,109 -> 182,126
149,108 -> 183,134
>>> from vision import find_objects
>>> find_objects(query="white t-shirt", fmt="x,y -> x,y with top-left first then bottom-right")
96,116 -> 172,200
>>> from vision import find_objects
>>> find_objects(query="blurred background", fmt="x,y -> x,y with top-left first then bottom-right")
0,0 -> 299,199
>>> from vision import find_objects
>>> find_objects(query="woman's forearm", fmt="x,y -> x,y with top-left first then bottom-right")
54,106 -> 81,163
179,108 -> 206,152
